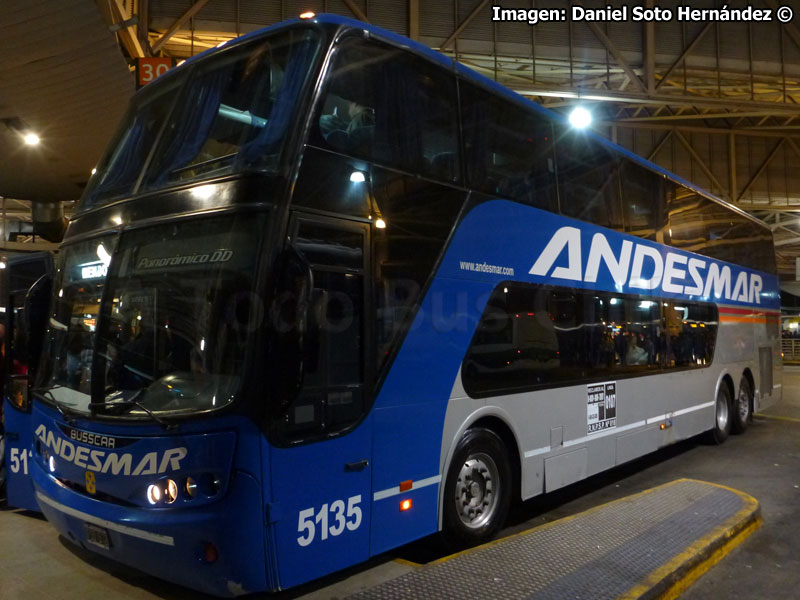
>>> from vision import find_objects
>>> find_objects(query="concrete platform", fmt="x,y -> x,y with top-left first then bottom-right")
348,479 -> 760,600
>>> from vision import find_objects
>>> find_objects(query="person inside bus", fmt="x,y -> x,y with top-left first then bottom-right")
319,97 -> 375,150
625,333 -> 648,365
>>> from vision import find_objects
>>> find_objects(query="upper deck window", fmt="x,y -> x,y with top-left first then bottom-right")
313,38 -> 460,184
79,28 -> 321,212
461,82 -> 557,212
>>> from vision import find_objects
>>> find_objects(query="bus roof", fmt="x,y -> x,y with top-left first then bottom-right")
156,13 -> 766,230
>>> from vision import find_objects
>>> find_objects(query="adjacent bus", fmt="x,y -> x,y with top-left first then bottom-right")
23,14 -> 780,596
1,251 -> 53,508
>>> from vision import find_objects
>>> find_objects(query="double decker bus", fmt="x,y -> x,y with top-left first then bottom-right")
24,14 -> 779,596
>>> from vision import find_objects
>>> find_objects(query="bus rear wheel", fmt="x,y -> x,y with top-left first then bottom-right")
709,383 -> 732,444
732,377 -> 752,434
442,428 -> 511,549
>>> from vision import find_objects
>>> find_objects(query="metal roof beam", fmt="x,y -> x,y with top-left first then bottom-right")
737,138 -> 786,201
616,110 -> 787,122
655,23 -> 712,91
762,0 -> 800,53
573,1 -> 647,94
109,0 -> 145,58
673,130 -> 728,198
602,121 -> 800,139
440,0 -> 490,51
342,0 -> 369,24
151,0 -> 213,55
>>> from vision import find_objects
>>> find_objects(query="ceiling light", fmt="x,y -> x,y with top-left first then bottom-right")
23,132 -> 40,146
568,107 -> 592,129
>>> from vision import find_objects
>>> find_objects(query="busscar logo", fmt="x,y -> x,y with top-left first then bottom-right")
57,423 -> 134,449
35,425 -> 187,476
529,227 -> 763,304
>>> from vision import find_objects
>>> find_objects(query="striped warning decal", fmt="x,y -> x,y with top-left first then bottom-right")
718,306 -> 780,324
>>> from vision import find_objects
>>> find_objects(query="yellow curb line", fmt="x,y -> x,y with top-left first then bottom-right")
428,479 -> 682,566
757,413 -> 800,424
619,479 -> 761,599
655,517 -> 761,600
422,478 -> 759,600
391,558 -> 422,568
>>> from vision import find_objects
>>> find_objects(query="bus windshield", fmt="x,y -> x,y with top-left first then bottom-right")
80,27 -> 321,211
37,213 -> 266,418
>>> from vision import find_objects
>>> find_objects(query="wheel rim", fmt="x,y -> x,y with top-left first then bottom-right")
717,391 -> 729,430
737,385 -> 750,422
454,452 -> 500,529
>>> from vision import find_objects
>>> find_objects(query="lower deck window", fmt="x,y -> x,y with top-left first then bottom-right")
462,283 -> 718,397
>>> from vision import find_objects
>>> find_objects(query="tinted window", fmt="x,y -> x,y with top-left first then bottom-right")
664,301 -> 717,368
621,160 -> 666,241
372,170 -> 466,372
81,29 -> 320,210
143,29 -> 320,188
278,219 -> 367,439
555,130 -> 623,229
667,187 -> 775,273
82,78 -> 182,206
461,83 -> 557,211
314,39 -> 460,184
462,283 -> 717,397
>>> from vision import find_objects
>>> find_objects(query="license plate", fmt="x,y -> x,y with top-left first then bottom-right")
85,523 -> 110,550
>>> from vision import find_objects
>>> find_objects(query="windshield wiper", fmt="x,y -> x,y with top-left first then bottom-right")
94,389 -> 176,430
32,387 -> 78,425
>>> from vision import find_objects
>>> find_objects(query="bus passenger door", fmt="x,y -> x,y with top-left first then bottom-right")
268,214 -> 373,589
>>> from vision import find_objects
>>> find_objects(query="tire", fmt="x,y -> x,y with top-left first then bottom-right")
442,428 -> 512,549
709,383 -> 732,444
732,377 -> 752,434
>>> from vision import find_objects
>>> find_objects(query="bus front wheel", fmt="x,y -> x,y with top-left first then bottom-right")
732,376 -> 752,434
709,383 -> 732,444
442,428 -> 511,549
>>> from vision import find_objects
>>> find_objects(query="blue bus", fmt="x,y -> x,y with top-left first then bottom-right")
19,14 -> 779,596
1,251 -> 53,509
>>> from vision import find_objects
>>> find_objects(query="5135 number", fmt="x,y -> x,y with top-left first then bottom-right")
297,495 -> 362,547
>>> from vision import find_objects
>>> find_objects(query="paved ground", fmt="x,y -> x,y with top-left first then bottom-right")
2,368 -> 799,599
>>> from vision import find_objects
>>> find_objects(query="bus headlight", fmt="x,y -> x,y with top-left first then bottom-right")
146,484 -> 162,505
165,479 -> 178,504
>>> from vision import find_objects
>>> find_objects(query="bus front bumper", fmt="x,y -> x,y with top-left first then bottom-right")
31,461 -> 268,597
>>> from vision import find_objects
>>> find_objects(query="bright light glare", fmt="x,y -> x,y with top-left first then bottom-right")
23,132 -> 41,146
48,456 -> 56,473
190,185 -> 215,200
165,479 -> 178,503
375,218 -> 386,229
97,243 -> 112,266
0,262 -> 6,269
91,168 -> 97,175
299,11 -> 315,19
568,106 -> 592,129
147,484 -> 162,504
350,171 -> 365,183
